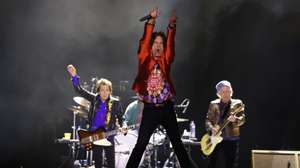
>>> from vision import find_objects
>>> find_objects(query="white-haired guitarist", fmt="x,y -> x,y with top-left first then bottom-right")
201,80 -> 245,168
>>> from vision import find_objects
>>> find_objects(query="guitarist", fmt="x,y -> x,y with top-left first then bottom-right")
206,80 -> 245,168
67,64 -> 124,168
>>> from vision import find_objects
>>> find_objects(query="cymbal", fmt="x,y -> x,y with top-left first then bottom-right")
73,96 -> 90,108
176,118 -> 189,122
67,106 -> 88,118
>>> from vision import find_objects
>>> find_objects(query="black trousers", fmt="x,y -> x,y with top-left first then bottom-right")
93,138 -> 115,168
125,100 -> 192,168
208,140 -> 239,168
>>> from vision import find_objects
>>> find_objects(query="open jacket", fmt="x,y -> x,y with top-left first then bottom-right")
73,83 -> 123,131
205,98 -> 245,138
132,23 -> 176,96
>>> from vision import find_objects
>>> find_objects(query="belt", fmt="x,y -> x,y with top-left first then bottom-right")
144,102 -> 165,107
143,99 -> 173,107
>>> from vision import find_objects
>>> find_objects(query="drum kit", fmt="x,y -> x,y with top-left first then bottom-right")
56,78 -> 197,168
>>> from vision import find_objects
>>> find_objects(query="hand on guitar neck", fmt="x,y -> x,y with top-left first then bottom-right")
227,111 -> 239,122
210,125 -> 220,136
116,118 -> 129,135
211,113 -> 238,136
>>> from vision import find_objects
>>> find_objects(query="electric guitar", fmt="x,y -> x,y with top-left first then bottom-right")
200,103 -> 244,156
78,124 -> 139,150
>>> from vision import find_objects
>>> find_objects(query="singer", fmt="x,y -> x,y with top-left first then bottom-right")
125,7 -> 196,168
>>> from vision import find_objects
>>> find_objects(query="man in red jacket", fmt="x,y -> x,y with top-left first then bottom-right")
126,7 -> 194,168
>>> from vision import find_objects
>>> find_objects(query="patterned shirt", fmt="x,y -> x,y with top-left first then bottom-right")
142,63 -> 171,104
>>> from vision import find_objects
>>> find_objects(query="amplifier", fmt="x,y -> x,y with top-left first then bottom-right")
252,150 -> 300,168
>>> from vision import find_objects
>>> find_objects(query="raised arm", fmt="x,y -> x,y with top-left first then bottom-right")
67,64 -> 95,102
138,8 -> 160,63
165,10 -> 177,63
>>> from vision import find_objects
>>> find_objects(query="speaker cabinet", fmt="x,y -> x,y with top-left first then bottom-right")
252,150 -> 300,168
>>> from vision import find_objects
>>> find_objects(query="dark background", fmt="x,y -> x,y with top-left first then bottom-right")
1,0 -> 300,167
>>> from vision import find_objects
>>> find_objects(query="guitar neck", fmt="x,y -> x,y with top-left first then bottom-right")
216,119 -> 231,135
105,124 -> 138,138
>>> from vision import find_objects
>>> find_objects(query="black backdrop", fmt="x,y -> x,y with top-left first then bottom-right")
1,0 -> 300,167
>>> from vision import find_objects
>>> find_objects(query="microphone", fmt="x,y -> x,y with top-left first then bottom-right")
139,15 -> 152,22
91,77 -> 98,82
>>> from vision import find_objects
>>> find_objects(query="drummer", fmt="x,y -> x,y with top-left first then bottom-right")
122,99 -> 144,129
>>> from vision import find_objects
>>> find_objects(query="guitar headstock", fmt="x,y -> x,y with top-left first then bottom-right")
231,103 -> 245,115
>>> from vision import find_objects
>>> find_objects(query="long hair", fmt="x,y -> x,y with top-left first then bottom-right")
96,78 -> 112,93
150,31 -> 167,47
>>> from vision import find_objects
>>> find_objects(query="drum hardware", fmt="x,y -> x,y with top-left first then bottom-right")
56,106 -> 89,168
73,96 -> 90,109
66,103 -> 90,161
176,117 -> 189,122
148,127 -> 167,168
140,144 -> 153,168
67,105 -> 88,119
162,150 -> 179,168
75,79 -> 96,167
102,149 -> 106,168
67,104 -> 92,166
55,138 -> 79,144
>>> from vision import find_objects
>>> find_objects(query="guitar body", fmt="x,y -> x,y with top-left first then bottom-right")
78,128 -> 106,144
200,132 -> 223,156
77,124 -> 139,150
78,128 -> 109,150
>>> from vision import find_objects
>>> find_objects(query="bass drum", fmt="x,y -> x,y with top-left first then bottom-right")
114,130 -> 138,168
114,129 -> 170,168
149,130 -> 166,146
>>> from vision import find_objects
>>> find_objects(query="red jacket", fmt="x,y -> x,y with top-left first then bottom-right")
132,23 -> 176,96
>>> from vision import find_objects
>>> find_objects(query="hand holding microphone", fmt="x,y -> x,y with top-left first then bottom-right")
139,7 -> 160,22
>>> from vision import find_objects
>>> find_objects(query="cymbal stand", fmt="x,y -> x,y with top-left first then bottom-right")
162,143 -> 179,168
152,128 -> 161,168
86,79 -> 96,166
71,110 -> 78,159
139,144 -> 152,168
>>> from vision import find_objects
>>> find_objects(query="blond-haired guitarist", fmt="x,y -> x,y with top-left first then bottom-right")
67,64 -> 125,168
201,80 -> 245,168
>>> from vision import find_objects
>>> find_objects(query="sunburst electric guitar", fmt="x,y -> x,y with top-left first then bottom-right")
200,104 -> 244,156
78,124 -> 138,150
